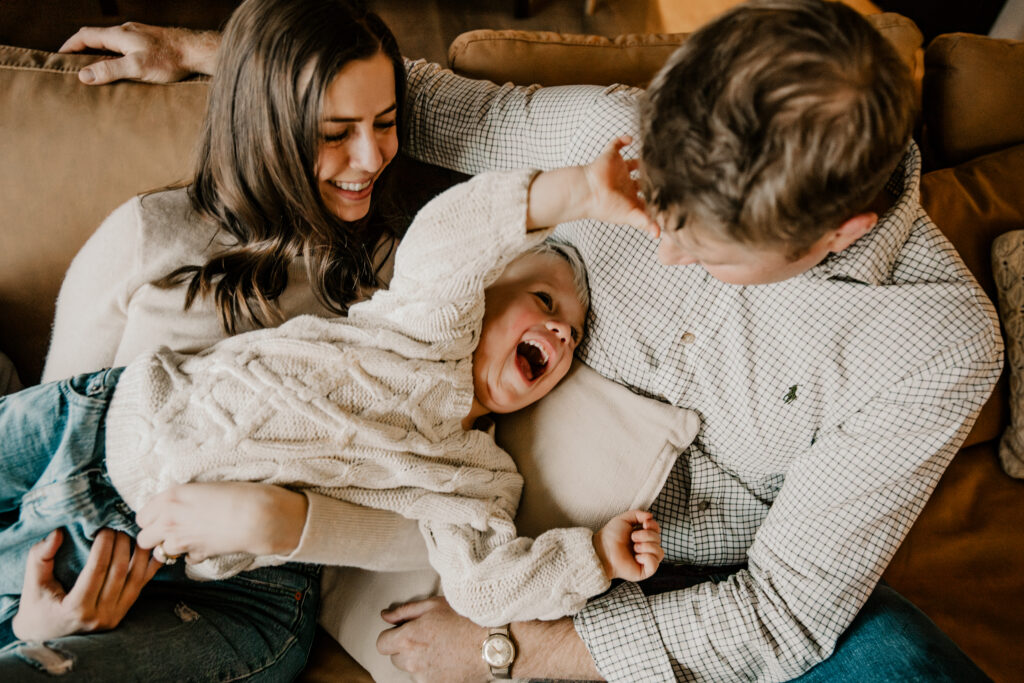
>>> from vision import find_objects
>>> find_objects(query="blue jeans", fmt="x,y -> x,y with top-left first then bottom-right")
791,583 -> 992,682
0,369 -> 320,680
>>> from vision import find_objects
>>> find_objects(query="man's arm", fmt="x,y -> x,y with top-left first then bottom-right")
60,23 -> 220,84
403,60 -> 641,175
377,597 -> 603,682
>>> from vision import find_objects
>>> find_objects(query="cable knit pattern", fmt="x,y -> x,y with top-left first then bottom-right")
104,169 -> 609,624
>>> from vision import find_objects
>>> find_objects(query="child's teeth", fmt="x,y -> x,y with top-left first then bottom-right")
525,340 -> 548,363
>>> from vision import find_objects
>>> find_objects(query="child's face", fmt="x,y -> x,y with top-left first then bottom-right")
316,52 -> 399,223
655,214 -> 836,286
473,252 -> 586,415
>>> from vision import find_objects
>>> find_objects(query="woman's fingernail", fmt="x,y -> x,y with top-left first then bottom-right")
79,68 -> 95,84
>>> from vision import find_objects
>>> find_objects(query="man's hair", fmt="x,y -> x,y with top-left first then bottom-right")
523,239 -> 590,319
640,0 -> 916,254
157,0 -> 405,333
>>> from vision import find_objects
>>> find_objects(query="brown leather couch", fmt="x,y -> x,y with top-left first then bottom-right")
1,14 -> 1022,682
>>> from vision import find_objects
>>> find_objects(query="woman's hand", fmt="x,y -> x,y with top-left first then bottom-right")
12,528 -> 162,641
59,22 -> 221,85
135,482 -> 308,562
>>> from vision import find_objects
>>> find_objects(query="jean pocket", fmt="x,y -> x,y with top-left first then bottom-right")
63,368 -> 125,407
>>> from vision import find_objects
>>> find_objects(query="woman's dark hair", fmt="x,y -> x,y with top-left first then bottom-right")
157,0 -> 406,333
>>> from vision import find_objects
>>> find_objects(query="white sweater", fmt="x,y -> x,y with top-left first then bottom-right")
103,169 -> 609,625
44,187 -> 422,571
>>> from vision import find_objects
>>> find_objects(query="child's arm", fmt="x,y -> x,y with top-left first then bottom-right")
592,510 -> 664,582
526,136 -> 658,236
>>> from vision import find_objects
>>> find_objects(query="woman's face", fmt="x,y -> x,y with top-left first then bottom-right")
317,52 -> 399,222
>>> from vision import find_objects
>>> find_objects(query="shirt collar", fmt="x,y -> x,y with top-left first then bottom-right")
804,141 -> 922,286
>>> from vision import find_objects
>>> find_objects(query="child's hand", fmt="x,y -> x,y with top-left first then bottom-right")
582,136 -> 660,238
592,510 -> 663,582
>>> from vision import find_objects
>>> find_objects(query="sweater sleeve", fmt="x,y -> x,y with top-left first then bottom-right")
384,168 -> 547,309
419,515 -> 610,626
42,198 -> 142,382
279,492 -> 429,571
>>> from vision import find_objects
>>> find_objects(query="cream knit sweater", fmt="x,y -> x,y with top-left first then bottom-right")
103,169 -> 608,625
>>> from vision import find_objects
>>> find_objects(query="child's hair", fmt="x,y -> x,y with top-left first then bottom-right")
640,0 -> 916,256
158,0 -> 405,333
524,239 -> 590,318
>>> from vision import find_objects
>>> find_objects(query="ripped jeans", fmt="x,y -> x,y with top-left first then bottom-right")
0,369 -> 320,680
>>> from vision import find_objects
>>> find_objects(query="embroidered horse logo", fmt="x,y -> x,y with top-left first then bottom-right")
783,385 -> 798,404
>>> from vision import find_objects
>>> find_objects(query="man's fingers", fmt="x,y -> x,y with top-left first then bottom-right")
97,531 -> 133,603
59,25 -> 138,54
67,528 -> 116,608
79,56 -> 137,85
117,544 -> 161,609
380,597 -> 438,625
22,529 -> 64,593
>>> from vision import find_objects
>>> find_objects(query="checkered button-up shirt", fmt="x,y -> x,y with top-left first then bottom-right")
403,60 -> 1003,682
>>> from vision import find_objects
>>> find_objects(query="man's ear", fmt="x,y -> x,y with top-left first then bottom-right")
828,212 -> 878,253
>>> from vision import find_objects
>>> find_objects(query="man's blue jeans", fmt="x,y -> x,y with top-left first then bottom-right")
0,369 -> 320,680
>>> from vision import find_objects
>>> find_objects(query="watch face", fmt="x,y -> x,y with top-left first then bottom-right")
482,634 -> 515,667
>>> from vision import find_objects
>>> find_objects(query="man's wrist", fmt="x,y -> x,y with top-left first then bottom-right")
180,29 -> 221,76
505,618 -> 603,681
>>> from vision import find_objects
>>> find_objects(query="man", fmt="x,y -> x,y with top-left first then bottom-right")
56,1 -> 1001,680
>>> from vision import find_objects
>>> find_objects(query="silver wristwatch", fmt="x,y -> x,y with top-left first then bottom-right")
481,624 -> 517,679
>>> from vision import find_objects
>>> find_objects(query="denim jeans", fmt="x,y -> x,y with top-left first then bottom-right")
0,369 -> 321,680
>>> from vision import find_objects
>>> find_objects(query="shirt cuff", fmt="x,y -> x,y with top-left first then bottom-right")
274,492 -> 429,570
573,581 -> 677,682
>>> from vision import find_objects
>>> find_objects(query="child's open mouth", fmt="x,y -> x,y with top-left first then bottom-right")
516,340 -> 550,382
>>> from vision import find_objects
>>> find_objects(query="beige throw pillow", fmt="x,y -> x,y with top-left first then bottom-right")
495,360 -> 700,536
992,230 -> 1024,479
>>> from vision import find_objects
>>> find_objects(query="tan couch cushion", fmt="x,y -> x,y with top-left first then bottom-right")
448,13 -> 922,88
920,143 -> 1024,448
0,45 -> 209,384
924,34 -> 1024,168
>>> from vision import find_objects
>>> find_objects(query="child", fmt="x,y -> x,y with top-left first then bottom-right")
0,137 -> 662,627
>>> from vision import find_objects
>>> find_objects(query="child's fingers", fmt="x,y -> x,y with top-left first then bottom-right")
633,541 -> 662,556
636,553 -> 661,579
631,529 -> 660,544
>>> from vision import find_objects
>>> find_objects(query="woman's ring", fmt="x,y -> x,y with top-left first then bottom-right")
152,544 -> 181,565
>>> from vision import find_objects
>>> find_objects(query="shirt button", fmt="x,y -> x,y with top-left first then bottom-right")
680,332 -> 696,344
694,500 -> 710,512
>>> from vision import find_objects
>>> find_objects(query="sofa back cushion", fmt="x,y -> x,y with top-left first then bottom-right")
924,33 -> 1024,168
0,46 -> 209,383
447,12 -> 923,88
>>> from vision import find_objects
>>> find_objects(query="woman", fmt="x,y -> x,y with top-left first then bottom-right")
1,0 -> 421,678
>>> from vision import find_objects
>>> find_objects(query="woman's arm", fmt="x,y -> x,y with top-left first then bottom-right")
42,200 -> 140,382
59,23 -> 220,84
135,483 -> 428,571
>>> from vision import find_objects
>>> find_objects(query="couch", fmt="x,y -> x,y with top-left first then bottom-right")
1,12 -> 1022,682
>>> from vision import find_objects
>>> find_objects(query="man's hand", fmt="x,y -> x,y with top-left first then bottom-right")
59,22 -> 220,85
12,528 -> 162,641
593,510 -> 663,582
377,596 -> 604,681
377,596 -> 491,683
135,482 -> 308,562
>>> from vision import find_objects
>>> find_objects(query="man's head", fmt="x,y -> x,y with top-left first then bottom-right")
473,241 -> 589,415
640,0 -> 916,284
